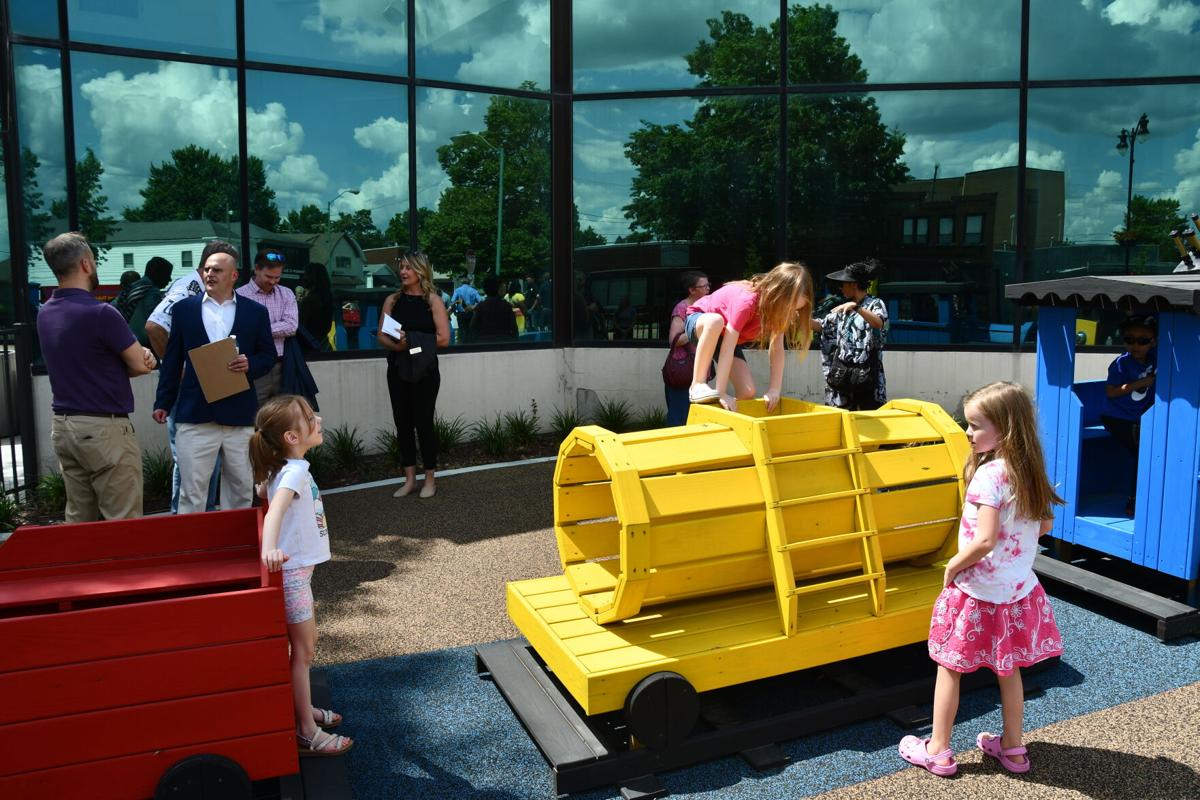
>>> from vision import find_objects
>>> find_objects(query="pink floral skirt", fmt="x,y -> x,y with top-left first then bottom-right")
928,582 -> 1063,676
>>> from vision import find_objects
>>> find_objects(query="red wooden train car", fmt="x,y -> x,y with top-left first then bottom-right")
0,508 -> 298,799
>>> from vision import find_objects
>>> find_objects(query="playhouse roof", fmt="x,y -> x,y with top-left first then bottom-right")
1004,274 -> 1200,315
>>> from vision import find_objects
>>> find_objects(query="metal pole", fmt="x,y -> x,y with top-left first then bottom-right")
495,146 -> 504,276
1124,129 -> 1135,271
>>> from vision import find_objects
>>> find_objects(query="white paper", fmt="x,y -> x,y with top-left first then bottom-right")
380,312 -> 404,339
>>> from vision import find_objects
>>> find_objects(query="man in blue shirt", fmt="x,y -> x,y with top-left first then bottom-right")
1101,315 -> 1157,516
449,275 -> 481,343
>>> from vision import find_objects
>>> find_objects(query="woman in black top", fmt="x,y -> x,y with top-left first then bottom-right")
298,262 -> 334,351
377,252 -> 451,498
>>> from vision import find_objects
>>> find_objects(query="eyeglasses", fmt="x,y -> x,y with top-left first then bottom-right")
1123,336 -> 1153,346
262,251 -> 285,263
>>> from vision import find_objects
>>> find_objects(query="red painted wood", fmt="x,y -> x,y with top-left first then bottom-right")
0,730 -> 297,799
0,545 -> 259,587
0,554 -> 261,610
0,587 -> 286,672
0,684 -> 295,776
0,508 -> 262,571
0,637 -> 291,725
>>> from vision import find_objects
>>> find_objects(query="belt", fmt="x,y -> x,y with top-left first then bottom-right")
57,412 -> 129,419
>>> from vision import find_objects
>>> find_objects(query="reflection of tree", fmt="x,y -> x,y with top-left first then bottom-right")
1114,194 -> 1186,262
279,204 -> 329,234
51,148 -> 118,262
20,147 -> 54,261
623,5 -> 908,269
124,144 -> 281,230
330,209 -> 384,249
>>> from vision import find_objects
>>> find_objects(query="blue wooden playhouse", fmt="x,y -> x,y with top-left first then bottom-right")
1006,274 -> 1200,601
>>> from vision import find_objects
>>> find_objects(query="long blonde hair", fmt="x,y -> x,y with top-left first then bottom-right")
748,261 -> 814,356
962,381 -> 1063,521
250,395 -> 316,485
396,251 -> 437,306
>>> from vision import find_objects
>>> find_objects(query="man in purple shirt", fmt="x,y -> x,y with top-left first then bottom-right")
235,249 -> 298,403
37,232 -> 157,522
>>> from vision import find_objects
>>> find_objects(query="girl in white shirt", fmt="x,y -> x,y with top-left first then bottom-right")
251,395 -> 352,758
899,382 -> 1064,777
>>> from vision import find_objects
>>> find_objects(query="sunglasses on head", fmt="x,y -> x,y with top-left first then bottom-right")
1124,336 -> 1153,346
262,251 -> 285,263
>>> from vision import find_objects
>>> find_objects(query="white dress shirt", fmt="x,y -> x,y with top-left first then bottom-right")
201,293 -> 238,343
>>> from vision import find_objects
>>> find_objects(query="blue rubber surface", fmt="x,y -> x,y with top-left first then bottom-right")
326,596 -> 1200,799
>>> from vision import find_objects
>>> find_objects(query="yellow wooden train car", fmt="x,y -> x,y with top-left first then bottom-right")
507,398 -> 969,718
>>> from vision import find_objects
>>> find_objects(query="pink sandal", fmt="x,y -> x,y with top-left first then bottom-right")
977,731 -> 1030,773
898,735 -> 958,777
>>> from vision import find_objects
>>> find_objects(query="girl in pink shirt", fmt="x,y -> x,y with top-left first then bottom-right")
684,262 -> 814,412
899,382 -> 1064,778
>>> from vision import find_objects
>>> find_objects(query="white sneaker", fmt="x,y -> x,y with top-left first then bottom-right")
688,384 -> 720,404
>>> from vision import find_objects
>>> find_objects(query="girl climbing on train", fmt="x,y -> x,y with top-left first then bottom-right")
898,381 -> 1064,777
251,394 -> 354,758
684,261 -> 814,413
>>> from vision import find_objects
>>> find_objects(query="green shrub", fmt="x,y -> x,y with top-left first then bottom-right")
595,398 -> 634,433
504,401 -> 540,448
0,492 -> 20,532
549,405 -> 586,441
632,405 -> 667,431
326,424 -> 366,470
374,429 -> 404,466
307,443 -> 335,485
142,448 -> 173,499
433,414 -> 470,452
472,415 -> 510,458
33,471 -> 67,516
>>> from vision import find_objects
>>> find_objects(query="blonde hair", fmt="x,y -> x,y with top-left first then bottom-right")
250,395 -> 316,485
962,381 -> 1063,521
748,261 -> 814,356
396,251 -> 437,306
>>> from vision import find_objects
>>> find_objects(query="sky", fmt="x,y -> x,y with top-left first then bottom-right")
8,0 -> 1200,257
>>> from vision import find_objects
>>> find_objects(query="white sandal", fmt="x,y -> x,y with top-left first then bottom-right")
297,726 -> 353,758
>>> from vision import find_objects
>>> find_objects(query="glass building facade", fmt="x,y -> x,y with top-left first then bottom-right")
3,1 -> 1199,351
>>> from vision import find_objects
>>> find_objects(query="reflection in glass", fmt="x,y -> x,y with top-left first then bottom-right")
415,0 -> 549,90
573,96 -> 778,342
247,70 -> 408,352
1030,0 -> 1200,81
246,0 -> 406,75
10,1 -> 59,39
1028,85 -> 1200,347
67,0 -> 235,59
790,90 -> 1018,345
574,0 -> 778,92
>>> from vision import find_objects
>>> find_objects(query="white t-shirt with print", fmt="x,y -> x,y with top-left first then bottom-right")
269,458 -> 330,569
952,458 -> 1040,605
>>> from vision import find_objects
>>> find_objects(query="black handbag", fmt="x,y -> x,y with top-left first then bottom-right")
662,347 -> 694,389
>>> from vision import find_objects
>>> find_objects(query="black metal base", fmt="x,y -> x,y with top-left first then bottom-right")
1035,553 -> 1200,641
475,639 -> 1051,797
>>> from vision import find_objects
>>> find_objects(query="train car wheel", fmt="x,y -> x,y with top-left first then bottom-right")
154,753 -> 251,799
624,671 -> 699,751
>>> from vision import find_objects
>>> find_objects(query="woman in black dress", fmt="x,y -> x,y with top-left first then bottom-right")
298,262 -> 334,351
377,252 -> 451,498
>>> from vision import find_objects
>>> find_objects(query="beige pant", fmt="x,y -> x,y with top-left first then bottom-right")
51,415 -> 143,523
175,422 -> 254,514
254,361 -> 283,406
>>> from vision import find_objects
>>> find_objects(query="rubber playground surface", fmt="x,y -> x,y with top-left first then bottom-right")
316,461 -> 1200,800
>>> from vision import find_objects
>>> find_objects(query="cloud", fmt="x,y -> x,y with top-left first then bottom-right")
968,143 -> 1066,172
354,117 -> 408,154
300,0 -> 405,57
268,154 -> 330,210
1174,127 -> 1200,173
1065,168 -> 1126,242
15,63 -> 63,160
1101,0 -> 1200,31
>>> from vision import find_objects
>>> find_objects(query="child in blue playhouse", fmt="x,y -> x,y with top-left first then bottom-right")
899,382 -> 1064,777
1100,315 -> 1157,516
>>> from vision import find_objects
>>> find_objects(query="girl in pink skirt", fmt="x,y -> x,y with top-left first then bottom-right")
899,381 -> 1064,777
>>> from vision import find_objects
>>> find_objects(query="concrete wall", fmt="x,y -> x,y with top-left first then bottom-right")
31,347 -> 1116,475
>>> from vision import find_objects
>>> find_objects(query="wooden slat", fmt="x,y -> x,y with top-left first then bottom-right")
0,587 -> 286,672
640,552 -> 772,605
556,520 -> 619,562
855,416 -> 941,447
873,483 -> 962,531
0,684 -> 294,776
555,453 -> 609,486
779,528 -> 875,552
788,572 -> 885,597
639,467 -> 763,519
563,560 -> 619,595
860,445 -> 958,488
623,430 -> 752,475
646,511 -> 765,566
0,637 -> 291,725
773,487 -> 868,508
555,481 -> 615,523
760,413 -> 844,456
765,446 -> 860,464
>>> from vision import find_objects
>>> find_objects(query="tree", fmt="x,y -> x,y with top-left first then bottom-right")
124,144 -> 281,230
331,209 -> 385,250
51,147 -> 118,262
623,5 -> 908,270
1114,194 -> 1188,262
385,207 -> 435,247
279,203 -> 329,234
19,147 -> 54,261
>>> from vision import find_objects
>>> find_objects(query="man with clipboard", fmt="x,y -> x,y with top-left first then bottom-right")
152,242 -> 275,514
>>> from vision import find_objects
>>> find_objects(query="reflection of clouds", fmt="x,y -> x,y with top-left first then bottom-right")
1101,0 -> 1200,31
1032,0 -> 1199,77
1066,169 -> 1125,243
417,0 -> 549,86
300,0 -> 405,57
15,64 -> 63,158
970,143 -> 1065,172
268,154 -> 329,210
354,117 -> 408,154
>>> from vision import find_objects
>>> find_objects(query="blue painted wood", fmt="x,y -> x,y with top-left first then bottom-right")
1074,516 -> 1134,560
1152,313 -> 1200,579
1060,385 -> 1081,544
1036,307 -> 1077,544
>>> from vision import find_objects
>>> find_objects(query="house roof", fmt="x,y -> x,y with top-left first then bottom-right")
1004,273 -> 1200,315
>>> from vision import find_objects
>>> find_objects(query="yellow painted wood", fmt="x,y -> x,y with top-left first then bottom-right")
555,481 -> 616,523
854,416 -> 941,447
555,520 -> 620,564
860,446 -> 959,488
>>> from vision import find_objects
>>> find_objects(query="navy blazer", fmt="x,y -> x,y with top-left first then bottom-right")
154,293 -> 276,426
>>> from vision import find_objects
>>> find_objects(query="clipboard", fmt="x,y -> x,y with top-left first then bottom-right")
188,337 -> 250,403
380,312 -> 403,339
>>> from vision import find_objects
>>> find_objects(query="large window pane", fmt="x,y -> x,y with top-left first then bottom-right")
416,88 -> 551,346
574,1 -> 778,92
1031,0 -> 1200,80
248,70 -> 408,352
14,47 -> 67,299
246,0 -> 405,75
10,1 -> 59,39
67,0 -> 235,59
573,96 -> 778,342
1028,85 -> 1200,346
415,0 -> 548,90
789,89 -> 1019,345
69,53 -> 243,297
791,2 -> 1020,85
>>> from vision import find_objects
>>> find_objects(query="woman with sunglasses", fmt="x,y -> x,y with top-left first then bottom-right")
1100,315 -> 1157,516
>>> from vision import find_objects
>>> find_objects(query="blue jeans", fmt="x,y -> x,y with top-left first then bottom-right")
168,413 -> 221,513
665,384 -> 691,427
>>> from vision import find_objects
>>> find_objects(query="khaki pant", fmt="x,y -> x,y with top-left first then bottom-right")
253,361 -> 283,406
50,415 -> 143,523
175,423 -> 254,514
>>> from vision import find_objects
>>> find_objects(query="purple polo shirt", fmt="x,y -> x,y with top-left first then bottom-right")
38,288 -> 137,414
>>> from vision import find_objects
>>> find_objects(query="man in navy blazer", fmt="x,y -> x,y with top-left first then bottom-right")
153,241 -> 275,513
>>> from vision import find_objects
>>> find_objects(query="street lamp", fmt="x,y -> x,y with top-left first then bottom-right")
455,131 -> 504,275
1116,112 -> 1150,270
326,188 -> 361,229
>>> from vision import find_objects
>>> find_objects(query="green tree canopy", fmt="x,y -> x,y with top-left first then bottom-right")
124,144 -> 281,230
623,4 -> 908,271
19,147 -> 54,261
331,209 -> 385,250
1114,194 -> 1188,261
279,203 -> 329,234
51,147 -> 118,262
